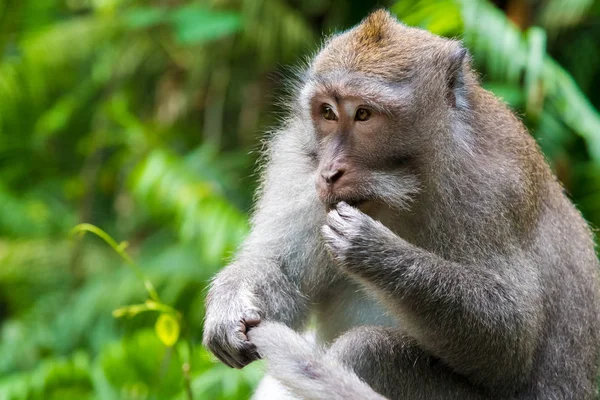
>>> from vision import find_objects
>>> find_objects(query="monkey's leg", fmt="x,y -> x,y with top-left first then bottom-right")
250,322 -> 485,400
327,325 -> 487,400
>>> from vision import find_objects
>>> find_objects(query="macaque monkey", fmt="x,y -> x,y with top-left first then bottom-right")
203,9 -> 600,400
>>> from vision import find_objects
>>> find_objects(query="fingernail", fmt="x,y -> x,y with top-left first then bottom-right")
244,310 -> 261,326
235,330 -> 247,341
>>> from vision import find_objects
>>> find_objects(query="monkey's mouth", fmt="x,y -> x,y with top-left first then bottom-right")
326,198 -> 369,211
346,199 -> 367,207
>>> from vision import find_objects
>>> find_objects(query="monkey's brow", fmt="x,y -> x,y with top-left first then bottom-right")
311,72 -> 412,114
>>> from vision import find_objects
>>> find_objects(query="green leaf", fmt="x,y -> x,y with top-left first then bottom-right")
524,27 -> 546,118
168,6 -> 242,45
112,303 -> 149,318
483,82 -> 524,108
100,329 -> 183,398
124,6 -> 169,29
538,0 -> 594,30
155,314 -> 180,347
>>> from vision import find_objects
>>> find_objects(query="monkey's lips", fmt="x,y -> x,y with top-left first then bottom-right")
325,198 -> 369,212
316,184 -> 371,211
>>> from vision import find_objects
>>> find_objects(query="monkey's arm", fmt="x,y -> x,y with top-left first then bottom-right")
323,202 -> 542,388
204,132 -> 322,368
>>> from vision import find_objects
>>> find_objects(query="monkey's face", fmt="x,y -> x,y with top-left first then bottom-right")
307,75 -> 420,212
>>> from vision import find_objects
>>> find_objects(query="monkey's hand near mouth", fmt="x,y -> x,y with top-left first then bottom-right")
322,201 -> 406,277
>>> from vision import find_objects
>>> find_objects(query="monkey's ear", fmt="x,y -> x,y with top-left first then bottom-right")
447,46 -> 468,109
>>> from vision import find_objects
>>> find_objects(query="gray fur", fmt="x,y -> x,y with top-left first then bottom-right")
203,10 -> 600,400
249,322 -> 386,400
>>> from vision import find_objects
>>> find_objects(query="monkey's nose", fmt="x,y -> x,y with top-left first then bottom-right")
321,168 -> 344,185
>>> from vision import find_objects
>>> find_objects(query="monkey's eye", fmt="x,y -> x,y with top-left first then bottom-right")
321,105 -> 337,121
355,108 -> 371,122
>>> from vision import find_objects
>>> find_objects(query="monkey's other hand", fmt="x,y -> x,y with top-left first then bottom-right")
322,201 -> 401,272
203,297 -> 262,369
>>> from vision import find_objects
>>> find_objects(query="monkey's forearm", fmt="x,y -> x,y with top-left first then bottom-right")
208,255 -> 308,328
203,130 -> 323,368
350,239 -> 539,384
324,203 -> 540,385
207,132 -> 322,327
203,229 -> 313,368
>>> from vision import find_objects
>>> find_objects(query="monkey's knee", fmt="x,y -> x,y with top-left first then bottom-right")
327,327 -> 485,399
327,326 -> 423,383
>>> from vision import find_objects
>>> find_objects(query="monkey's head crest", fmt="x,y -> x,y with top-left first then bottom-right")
356,9 -> 392,44
312,9 -> 458,82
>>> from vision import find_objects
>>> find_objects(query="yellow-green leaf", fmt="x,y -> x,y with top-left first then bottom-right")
112,303 -> 149,318
155,313 -> 180,347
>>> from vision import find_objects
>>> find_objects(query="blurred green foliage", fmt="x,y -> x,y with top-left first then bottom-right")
0,0 -> 599,398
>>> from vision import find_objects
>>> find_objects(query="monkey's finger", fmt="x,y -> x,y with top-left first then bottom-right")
212,342 -> 243,369
325,207 -> 343,225
243,309 -> 262,327
235,322 -> 249,339
222,354 -> 242,369
326,210 -> 350,235
228,356 -> 245,370
222,337 -> 260,367
239,342 -> 262,364
231,328 -> 261,367
322,226 -> 350,257
335,201 -> 363,219
335,201 -> 351,212
321,224 -> 343,242
225,347 -> 248,369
